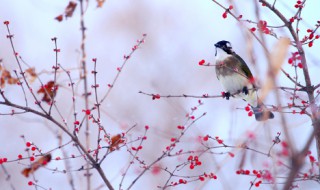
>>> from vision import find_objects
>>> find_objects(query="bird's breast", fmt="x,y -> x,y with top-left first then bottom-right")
218,74 -> 248,94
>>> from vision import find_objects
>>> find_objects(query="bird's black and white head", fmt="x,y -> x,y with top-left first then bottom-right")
215,40 -> 233,55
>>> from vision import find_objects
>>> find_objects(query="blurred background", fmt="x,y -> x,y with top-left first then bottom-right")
1,0 -> 320,189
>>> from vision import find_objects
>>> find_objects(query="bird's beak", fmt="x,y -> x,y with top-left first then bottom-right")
214,43 -> 219,56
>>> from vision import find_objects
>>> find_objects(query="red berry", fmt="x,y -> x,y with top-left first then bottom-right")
289,17 -> 295,23
281,141 -> 288,147
309,33 -> 314,39
222,12 -> 227,19
248,111 -> 253,117
28,181 -> 33,186
26,142 -> 32,147
198,59 -> 205,65
152,94 -> 161,100
309,155 -> 316,162
250,27 -> 256,32
177,125 -> 184,130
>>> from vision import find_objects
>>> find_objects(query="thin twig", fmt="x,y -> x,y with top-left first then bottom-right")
48,38 -> 59,115
99,34 -> 147,104
78,0 -> 91,189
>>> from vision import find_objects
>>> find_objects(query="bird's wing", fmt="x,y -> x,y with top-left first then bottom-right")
232,53 -> 253,79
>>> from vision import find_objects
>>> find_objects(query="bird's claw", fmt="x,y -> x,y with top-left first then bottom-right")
223,92 -> 231,100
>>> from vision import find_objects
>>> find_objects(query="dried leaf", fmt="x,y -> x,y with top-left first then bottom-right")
260,38 -> 290,101
0,77 -> 5,88
65,1 -> 77,18
97,0 -> 106,8
54,1 -> 77,22
37,81 -> 59,104
55,15 -> 63,22
109,134 -> 125,151
0,68 -> 19,87
238,149 -> 247,170
21,154 -> 52,177
7,77 -> 18,84
25,67 -> 37,83
1,70 -> 11,79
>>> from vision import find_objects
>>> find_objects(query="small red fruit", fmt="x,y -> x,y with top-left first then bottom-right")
198,59 -> 205,65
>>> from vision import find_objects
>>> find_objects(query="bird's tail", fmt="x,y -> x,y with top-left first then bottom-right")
251,104 -> 274,121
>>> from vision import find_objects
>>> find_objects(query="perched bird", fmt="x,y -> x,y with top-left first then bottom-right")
214,40 -> 274,121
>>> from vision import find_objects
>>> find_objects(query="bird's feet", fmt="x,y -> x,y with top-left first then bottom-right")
242,86 -> 249,95
222,92 -> 231,100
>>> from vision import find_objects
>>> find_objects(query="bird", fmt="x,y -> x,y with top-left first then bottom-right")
214,40 -> 274,121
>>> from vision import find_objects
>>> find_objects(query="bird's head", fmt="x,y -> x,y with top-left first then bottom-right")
215,40 -> 233,55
